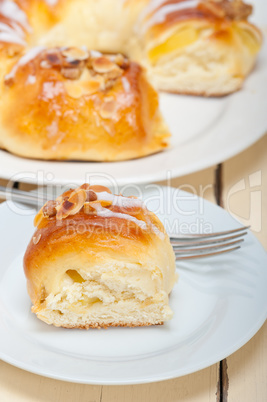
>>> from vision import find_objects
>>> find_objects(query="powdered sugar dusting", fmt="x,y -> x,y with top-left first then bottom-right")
26,74 -> 36,84
46,120 -> 58,137
42,81 -> 63,101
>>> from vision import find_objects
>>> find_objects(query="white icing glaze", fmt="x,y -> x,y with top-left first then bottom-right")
138,0 -> 168,20
96,192 -> 165,239
0,1 -> 28,45
0,0 -> 30,30
4,46 -> 45,81
0,30 -> 25,45
97,192 -> 144,209
90,50 -> 103,58
121,76 -> 131,93
0,21 -> 18,34
93,203 -> 148,230
44,0 -> 58,6
151,224 -> 165,240
139,0 -> 200,34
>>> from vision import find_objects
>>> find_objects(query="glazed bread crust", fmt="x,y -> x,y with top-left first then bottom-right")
1,48 -> 169,160
131,0 -> 262,96
24,184 -> 177,328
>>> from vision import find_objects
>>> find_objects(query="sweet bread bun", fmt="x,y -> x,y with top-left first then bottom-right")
23,184 -> 177,328
1,47 -> 169,160
131,0 -> 262,96
0,1 -> 263,159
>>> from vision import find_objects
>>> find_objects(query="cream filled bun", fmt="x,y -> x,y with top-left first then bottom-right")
23,184 -> 177,328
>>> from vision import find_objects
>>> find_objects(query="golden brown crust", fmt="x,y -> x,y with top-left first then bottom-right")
144,1 -> 257,39
23,183 -> 176,329
1,47 -> 170,160
23,183 -> 169,305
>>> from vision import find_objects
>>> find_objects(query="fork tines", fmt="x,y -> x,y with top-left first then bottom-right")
170,226 -> 249,260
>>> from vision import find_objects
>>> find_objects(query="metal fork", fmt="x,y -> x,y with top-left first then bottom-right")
0,185 -> 248,260
170,226 -> 249,260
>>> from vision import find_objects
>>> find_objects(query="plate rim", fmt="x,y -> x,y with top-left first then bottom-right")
0,186 -> 267,384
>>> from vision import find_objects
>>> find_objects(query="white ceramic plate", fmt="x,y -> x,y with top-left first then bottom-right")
0,185 -> 266,385
0,2 -> 267,186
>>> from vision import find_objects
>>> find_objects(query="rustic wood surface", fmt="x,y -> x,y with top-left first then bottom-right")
0,134 -> 266,402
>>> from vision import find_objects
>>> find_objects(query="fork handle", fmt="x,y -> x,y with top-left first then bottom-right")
0,185 -> 44,207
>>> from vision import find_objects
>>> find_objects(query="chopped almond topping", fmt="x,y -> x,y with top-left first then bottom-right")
199,0 -> 252,20
61,67 -> 83,80
57,189 -> 87,219
45,51 -> 62,66
43,200 -> 57,217
84,202 -> 97,214
33,234 -> 41,245
34,209 -> 44,227
86,190 -> 97,202
99,98 -> 117,119
113,54 -> 129,69
62,47 -> 89,62
80,183 -> 91,190
92,56 -> 118,73
90,185 -> 112,194
34,184 -> 114,223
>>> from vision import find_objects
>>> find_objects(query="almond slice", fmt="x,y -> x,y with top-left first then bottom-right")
62,47 -> 89,62
61,67 -> 83,80
65,78 -> 102,98
57,188 -> 87,219
56,188 -> 75,203
113,54 -> 129,69
83,202 -> 97,214
90,185 -> 112,194
79,183 -> 91,190
33,234 -> 41,245
34,208 -> 44,227
45,50 -> 62,66
85,190 -> 97,202
84,200 -> 112,214
92,56 -> 117,73
99,98 -> 116,119
43,200 -> 57,217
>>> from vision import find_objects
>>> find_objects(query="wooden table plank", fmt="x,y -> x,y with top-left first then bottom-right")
223,134 -> 267,247
101,367 -> 218,402
0,361 -> 102,402
221,133 -> 267,402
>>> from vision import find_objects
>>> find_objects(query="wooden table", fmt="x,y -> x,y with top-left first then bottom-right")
0,134 -> 266,402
